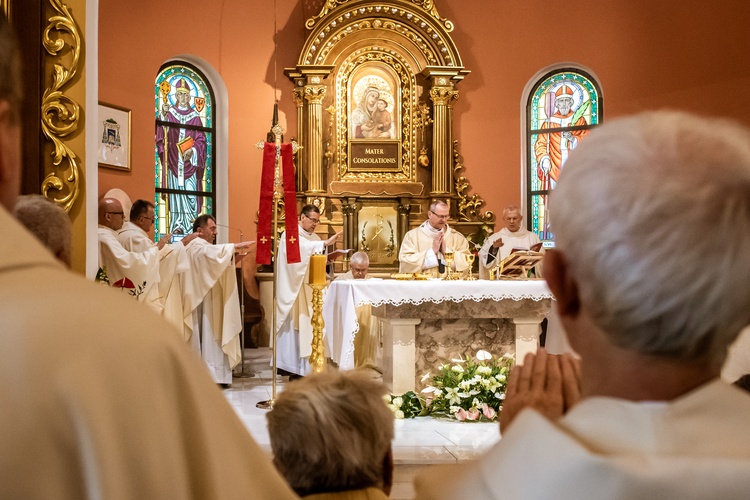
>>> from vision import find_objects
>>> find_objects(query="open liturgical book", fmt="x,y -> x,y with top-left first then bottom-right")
497,242 -> 544,278
327,249 -> 352,262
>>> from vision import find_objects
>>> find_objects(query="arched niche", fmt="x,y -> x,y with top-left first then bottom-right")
286,0 -> 492,270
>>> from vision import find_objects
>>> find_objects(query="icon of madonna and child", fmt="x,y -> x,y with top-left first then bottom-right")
349,80 -> 398,140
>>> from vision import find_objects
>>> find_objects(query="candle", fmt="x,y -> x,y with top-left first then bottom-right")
309,254 -> 327,285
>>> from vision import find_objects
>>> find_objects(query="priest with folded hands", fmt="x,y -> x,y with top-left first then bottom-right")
398,200 -> 470,278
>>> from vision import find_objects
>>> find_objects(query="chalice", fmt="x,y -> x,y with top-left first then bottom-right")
465,253 -> 476,280
443,250 -> 455,280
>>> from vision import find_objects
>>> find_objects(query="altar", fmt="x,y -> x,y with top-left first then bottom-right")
323,279 -> 553,394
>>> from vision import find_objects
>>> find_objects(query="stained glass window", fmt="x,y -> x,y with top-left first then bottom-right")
154,62 -> 215,240
526,69 -> 602,240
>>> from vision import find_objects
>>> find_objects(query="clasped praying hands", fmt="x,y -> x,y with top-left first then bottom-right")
499,348 -> 581,432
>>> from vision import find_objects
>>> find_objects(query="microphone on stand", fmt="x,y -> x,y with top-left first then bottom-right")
214,222 -> 255,380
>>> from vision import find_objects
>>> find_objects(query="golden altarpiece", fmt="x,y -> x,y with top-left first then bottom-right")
286,0 -> 494,271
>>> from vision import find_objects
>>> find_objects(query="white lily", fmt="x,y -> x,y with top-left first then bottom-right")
476,349 -> 492,361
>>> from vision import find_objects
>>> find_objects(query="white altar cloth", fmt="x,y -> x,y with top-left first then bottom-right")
323,279 -> 553,372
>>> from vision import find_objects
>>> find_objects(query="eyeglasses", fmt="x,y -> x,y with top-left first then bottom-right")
304,214 -> 320,223
140,215 -> 155,225
107,211 -> 124,216
429,211 -> 449,220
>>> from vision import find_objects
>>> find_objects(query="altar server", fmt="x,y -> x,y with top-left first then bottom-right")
398,200 -> 470,277
415,111 -> 750,499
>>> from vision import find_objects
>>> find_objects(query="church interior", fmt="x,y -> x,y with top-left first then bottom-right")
5,0 -> 750,498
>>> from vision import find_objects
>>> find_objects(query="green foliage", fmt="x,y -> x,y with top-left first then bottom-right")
385,350 -> 515,422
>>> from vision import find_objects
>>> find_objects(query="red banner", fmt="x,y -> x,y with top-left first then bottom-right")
281,143 -> 300,263
256,143 -> 276,265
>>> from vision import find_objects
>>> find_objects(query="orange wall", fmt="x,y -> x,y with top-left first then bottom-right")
99,0 -> 750,237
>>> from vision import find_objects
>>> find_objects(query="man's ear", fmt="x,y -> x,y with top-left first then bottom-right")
543,249 -> 580,318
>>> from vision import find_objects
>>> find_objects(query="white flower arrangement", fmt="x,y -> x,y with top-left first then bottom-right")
384,350 -> 514,421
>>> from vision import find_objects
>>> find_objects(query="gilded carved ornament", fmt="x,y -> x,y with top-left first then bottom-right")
305,0 -> 454,33
41,0 -> 81,213
429,86 -> 458,105
300,2 -> 461,68
335,48 -> 417,181
304,85 -> 327,103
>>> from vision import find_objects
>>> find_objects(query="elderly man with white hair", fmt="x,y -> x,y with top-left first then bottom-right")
415,111 -> 750,498
478,204 -> 541,279
335,251 -> 382,374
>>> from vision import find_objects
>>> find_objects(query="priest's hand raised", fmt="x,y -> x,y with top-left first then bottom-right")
234,240 -> 256,253
324,230 -> 343,247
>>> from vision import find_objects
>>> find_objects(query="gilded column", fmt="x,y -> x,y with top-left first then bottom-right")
292,86 -> 306,192
397,198 -> 412,245
304,84 -> 327,194
429,86 -> 458,195
341,197 -> 358,254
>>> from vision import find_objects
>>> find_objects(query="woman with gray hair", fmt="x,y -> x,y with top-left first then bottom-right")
14,194 -> 72,267
267,370 -> 394,499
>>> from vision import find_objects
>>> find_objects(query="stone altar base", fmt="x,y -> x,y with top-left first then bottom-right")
374,297 -> 551,394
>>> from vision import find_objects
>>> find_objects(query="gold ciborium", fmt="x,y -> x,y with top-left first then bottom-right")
465,253 -> 476,280
443,251 -> 455,280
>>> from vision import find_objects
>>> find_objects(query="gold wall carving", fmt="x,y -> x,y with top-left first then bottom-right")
40,0 -> 81,213
336,48 -> 416,182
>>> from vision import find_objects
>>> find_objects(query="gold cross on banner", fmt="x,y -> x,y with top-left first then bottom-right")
260,236 -> 268,244
289,236 -> 296,244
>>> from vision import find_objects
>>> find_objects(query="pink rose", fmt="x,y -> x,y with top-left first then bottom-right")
467,408 -> 480,421
455,408 -> 468,421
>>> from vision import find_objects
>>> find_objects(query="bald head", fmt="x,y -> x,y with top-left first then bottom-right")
98,198 -> 125,230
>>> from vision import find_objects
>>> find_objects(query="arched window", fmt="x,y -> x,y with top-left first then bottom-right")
154,62 -> 215,239
526,68 -> 602,241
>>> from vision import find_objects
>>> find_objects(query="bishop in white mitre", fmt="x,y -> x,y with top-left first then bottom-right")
98,198 -> 160,299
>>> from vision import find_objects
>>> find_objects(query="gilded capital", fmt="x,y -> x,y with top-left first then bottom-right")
304,85 -> 327,104
429,87 -> 458,106
292,88 -> 305,107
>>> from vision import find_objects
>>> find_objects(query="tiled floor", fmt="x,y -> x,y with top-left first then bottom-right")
224,348 -> 500,500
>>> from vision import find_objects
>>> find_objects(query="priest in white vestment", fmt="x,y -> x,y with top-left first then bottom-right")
415,112 -> 750,499
276,204 -> 341,377
0,30 -> 296,496
184,214 -> 255,385
334,251 -> 382,374
398,200 -> 470,277
97,197 -> 160,300
478,204 -> 542,279
118,199 -> 197,331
